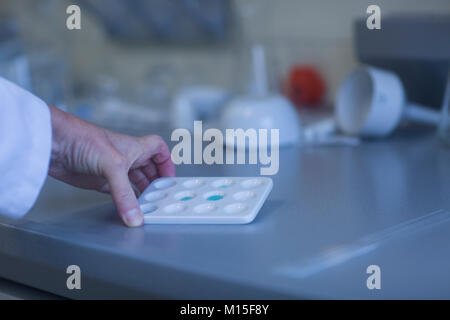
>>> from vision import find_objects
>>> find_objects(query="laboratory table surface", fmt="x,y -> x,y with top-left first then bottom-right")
1,127 -> 450,299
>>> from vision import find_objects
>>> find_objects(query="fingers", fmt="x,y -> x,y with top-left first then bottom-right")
104,158 -> 143,228
102,135 -> 173,228
141,135 -> 176,178
141,161 -> 159,182
129,169 -> 151,193
153,147 -> 176,178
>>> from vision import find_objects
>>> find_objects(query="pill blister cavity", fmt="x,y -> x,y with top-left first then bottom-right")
174,191 -> 196,201
211,179 -> 233,189
224,203 -> 248,214
164,203 -> 187,214
140,203 -> 158,215
154,178 -> 176,190
194,203 -> 217,214
233,191 -> 255,201
204,191 -> 225,201
144,191 -> 167,202
183,179 -> 204,189
241,179 -> 264,189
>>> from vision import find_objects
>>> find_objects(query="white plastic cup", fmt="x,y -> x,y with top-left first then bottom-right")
336,66 -> 440,137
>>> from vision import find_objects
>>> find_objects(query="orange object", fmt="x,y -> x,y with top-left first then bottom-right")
284,65 -> 325,107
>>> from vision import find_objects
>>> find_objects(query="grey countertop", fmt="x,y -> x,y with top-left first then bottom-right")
1,127 -> 450,299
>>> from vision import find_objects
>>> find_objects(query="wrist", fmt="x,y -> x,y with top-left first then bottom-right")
48,105 -> 73,169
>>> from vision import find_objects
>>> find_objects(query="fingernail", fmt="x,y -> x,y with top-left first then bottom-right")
124,208 -> 143,227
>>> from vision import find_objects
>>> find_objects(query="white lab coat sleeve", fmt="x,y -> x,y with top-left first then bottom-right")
0,77 -> 52,219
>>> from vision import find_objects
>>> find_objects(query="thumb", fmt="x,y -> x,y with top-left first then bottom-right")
105,164 -> 144,227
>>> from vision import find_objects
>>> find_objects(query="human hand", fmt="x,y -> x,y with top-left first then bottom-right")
48,106 -> 175,227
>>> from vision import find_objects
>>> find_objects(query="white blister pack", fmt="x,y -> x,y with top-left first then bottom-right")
138,177 -> 273,224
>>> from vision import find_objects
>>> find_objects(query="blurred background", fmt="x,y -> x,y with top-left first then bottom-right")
0,0 -> 449,136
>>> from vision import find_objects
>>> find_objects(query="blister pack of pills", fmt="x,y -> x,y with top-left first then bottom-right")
138,177 -> 273,224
